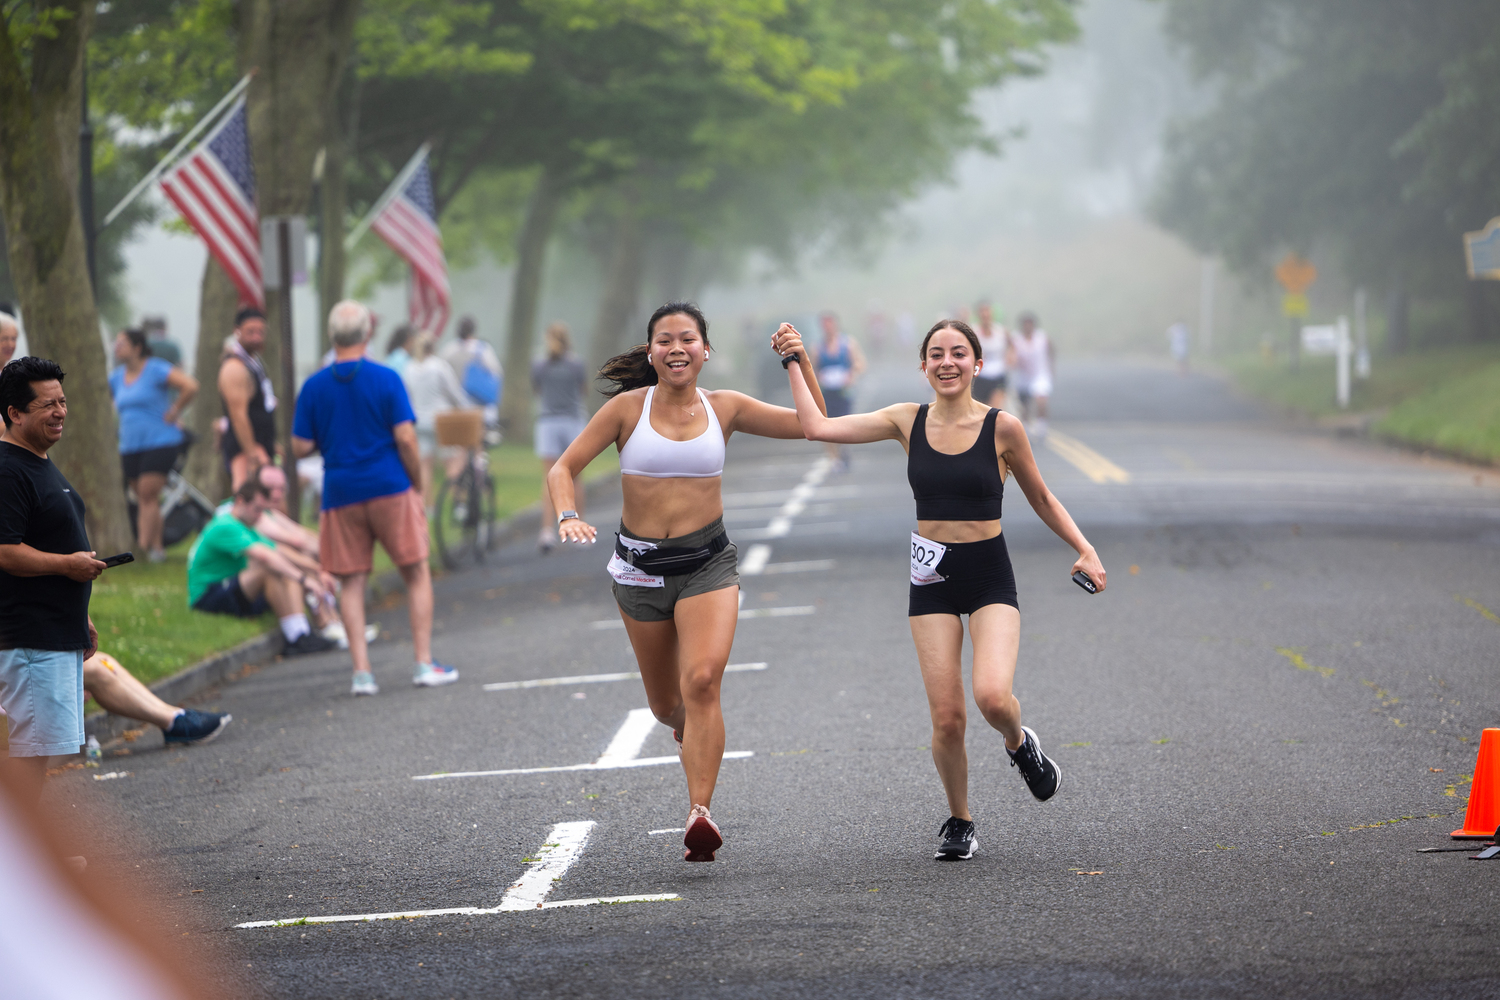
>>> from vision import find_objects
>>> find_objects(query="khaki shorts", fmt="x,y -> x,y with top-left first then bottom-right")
611,518 -> 739,623
319,488 -> 429,575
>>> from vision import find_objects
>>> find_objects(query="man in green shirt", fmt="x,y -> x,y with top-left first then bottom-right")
188,478 -> 338,656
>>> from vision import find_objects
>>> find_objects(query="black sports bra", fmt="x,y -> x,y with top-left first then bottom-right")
907,405 -> 1004,521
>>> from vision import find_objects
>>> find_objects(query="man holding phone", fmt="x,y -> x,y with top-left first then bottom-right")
0,357 -> 105,803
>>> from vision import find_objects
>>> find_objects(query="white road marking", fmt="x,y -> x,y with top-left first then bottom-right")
1047,430 -> 1130,484
759,559 -> 835,575
590,606 -> 815,629
412,709 -> 756,780
235,822 -> 678,928
740,543 -> 772,576
734,521 -> 848,541
761,456 -> 832,538
483,662 -> 767,692
649,828 -> 686,836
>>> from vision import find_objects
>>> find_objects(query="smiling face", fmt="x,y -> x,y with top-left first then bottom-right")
648,312 -> 708,387
9,379 -> 66,450
921,328 -> 981,397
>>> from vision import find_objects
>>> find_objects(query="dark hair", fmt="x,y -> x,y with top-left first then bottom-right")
234,307 -> 265,328
597,302 -> 711,397
386,324 -> 413,356
0,356 -> 66,428
456,316 -> 477,339
919,319 -> 983,361
235,477 -> 271,503
121,327 -> 152,359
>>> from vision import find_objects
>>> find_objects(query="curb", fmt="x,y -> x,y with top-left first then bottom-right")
85,630 -> 282,744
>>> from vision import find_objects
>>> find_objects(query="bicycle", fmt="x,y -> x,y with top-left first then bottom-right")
433,410 -> 498,570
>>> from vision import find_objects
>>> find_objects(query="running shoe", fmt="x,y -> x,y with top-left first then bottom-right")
1008,725 -> 1061,801
413,662 -> 460,687
672,727 -> 683,755
351,671 -> 379,696
163,709 -> 232,746
935,816 -> 978,860
320,622 -> 380,650
538,528 -> 557,554
683,804 -> 722,862
284,631 -> 338,657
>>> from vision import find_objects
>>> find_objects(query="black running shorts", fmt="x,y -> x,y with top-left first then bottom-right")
908,531 -> 1018,617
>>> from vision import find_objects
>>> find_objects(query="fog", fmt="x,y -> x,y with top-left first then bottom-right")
106,0 -> 1221,382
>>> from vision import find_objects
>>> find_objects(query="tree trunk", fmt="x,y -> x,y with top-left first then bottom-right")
0,1 -> 133,554
182,257 -> 236,500
1465,279 -> 1498,343
590,193 -> 647,372
240,0 -> 358,449
500,167 -> 563,436
1385,277 -> 1409,354
318,73 -> 356,351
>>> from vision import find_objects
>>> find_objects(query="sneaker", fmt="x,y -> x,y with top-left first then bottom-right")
163,709 -> 232,746
283,631 -> 338,657
538,528 -> 557,554
351,671 -> 379,696
413,662 -> 460,687
935,816 -> 978,860
672,727 -> 683,756
320,622 -> 380,650
147,549 -> 167,564
684,804 -> 722,862
1008,725 -> 1061,801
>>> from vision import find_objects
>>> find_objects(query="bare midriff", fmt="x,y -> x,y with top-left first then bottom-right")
621,474 -> 725,539
916,518 -> 1002,545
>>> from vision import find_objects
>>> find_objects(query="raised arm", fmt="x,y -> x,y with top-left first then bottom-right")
719,344 -> 827,439
995,411 -> 1106,590
774,324 -> 906,445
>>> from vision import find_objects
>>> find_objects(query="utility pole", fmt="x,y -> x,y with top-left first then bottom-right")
79,61 -> 97,293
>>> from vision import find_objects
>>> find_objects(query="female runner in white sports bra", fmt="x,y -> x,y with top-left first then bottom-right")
772,318 -> 1105,861
548,302 -> 825,862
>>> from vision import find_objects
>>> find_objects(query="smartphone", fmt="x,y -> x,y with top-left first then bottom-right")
1071,570 -> 1098,594
100,552 -> 135,569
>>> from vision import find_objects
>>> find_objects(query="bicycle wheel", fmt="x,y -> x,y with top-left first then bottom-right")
475,470 -> 499,557
434,466 -> 478,570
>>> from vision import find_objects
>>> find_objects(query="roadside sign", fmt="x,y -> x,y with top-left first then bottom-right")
1301,317 -> 1353,409
1282,293 -> 1309,318
1463,217 -> 1500,279
1275,253 -> 1318,294
1301,325 -> 1340,355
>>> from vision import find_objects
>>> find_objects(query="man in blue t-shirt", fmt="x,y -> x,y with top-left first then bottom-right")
292,300 -> 458,696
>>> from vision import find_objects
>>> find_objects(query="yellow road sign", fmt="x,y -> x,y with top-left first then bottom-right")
1283,293 -> 1309,318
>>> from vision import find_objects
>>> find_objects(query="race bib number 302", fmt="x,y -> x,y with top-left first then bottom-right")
910,532 -> 947,586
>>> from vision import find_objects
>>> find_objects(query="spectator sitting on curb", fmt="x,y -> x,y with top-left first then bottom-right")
84,651 -> 230,746
186,478 -> 339,656
0,357 -> 103,805
293,299 -> 458,696
212,463 -> 378,651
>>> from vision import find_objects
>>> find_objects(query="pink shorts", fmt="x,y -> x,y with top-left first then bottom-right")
319,489 -> 429,575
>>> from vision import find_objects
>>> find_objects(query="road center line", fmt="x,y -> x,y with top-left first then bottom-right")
235,822 -> 679,928
483,662 -> 767,692
412,709 -> 755,780
1046,430 -> 1130,484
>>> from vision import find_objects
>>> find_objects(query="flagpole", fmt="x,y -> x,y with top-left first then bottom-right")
100,74 -> 253,230
345,143 -> 430,253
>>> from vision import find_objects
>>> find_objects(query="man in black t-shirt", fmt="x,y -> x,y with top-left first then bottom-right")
0,357 -> 104,802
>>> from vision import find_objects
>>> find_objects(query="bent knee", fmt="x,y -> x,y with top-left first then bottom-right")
679,664 -> 722,702
931,710 -> 966,743
975,690 -> 1017,721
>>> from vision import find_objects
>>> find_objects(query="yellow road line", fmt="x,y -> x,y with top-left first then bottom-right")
1046,430 -> 1130,483
1457,595 -> 1499,624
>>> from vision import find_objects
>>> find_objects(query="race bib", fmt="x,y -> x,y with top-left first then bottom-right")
608,536 -> 664,588
910,532 -> 947,586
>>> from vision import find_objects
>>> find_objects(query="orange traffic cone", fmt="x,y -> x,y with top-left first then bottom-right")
1452,727 -> 1500,838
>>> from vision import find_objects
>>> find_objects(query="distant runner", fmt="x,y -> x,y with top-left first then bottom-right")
549,302 -> 826,863
970,300 -> 1008,408
814,311 -> 865,472
1010,311 -> 1053,439
773,317 -> 1105,861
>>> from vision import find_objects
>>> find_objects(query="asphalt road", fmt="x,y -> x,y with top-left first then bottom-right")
60,358 -> 1500,999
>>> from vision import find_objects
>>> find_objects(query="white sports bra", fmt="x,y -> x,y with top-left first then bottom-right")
618,386 -> 725,479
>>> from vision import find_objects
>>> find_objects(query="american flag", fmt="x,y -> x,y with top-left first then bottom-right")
371,152 -> 450,336
159,98 -> 263,308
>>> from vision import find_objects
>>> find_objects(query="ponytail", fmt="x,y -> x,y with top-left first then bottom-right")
596,301 -> 711,398
597,343 -> 657,397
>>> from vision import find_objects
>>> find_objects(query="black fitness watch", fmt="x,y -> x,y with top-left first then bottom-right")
780,352 -> 800,369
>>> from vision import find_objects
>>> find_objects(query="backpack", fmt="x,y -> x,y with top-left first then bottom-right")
462,342 -> 501,405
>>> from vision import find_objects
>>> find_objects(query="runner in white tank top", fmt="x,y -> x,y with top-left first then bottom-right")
547,302 -> 827,863
970,300 -> 1009,409
1010,311 -> 1053,437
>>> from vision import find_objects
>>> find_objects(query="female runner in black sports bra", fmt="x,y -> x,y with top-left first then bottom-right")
772,318 -> 1106,860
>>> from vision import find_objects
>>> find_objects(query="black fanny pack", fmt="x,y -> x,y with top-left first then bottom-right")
615,530 -> 730,576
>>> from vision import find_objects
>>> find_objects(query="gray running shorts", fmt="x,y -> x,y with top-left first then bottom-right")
611,517 -> 739,623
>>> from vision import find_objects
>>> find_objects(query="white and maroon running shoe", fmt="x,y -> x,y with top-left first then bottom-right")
683,804 -> 722,862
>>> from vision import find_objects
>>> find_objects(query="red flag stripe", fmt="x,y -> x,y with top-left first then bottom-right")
168,164 -> 260,272
163,184 -> 263,307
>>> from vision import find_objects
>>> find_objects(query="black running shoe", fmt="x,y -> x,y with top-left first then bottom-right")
283,631 -> 338,657
163,709 -> 232,746
1008,725 -> 1061,801
935,816 -> 978,860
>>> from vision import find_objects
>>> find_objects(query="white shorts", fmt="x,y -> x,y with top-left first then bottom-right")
535,415 -> 586,459
1015,374 -> 1052,399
